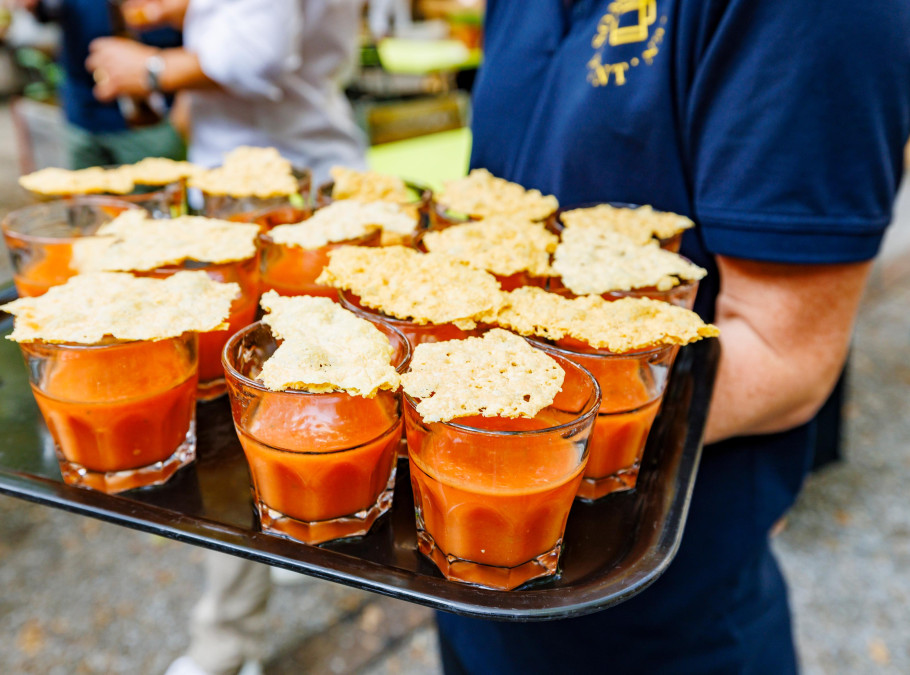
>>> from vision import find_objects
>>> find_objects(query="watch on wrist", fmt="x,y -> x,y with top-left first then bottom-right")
145,53 -> 166,94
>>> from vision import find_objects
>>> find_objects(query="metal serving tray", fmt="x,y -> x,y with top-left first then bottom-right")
0,307 -> 718,621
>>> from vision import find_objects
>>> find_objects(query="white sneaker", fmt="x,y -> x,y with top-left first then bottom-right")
164,656 -> 208,675
238,660 -> 264,675
164,655 -> 263,675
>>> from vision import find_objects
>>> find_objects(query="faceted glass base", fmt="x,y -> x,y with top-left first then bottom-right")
256,469 -> 396,545
416,529 -> 562,591
576,462 -> 639,501
57,419 -> 196,494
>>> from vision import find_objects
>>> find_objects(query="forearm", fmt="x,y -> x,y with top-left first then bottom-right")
158,48 -> 218,92
705,318 -> 849,443
703,257 -> 872,445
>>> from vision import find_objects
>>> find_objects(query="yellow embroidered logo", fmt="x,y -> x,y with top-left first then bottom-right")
587,1 -> 667,87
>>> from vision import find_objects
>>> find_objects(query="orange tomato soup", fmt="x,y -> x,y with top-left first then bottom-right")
12,243 -> 78,297
234,390 -> 400,541
141,256 -> 260,397
30,337 -> 197,475
260,231 -> 380,299
408,412 -> 585,583
555,337 -> 664,499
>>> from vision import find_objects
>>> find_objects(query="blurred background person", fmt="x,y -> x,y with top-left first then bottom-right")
15,0 -> 185,169
87,2 -> 366,674
86,0 -> 366,180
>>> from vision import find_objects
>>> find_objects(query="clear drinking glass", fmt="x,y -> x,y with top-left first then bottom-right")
139,254 -> 261,400
548,275 -> 699,310
223,320 -> 411,545
404,352 -> 600,590
259,229 -> 382,298
339,288 -> 488,456
314,179 -> 432,247
113,180 -> 187,219
226,205 -> 313,233
199,169 -> 312,220
339,289 -> 485,349
20,333 -> 198,493
531,336 -> 676,501
1,197 -> 138,297
413,240 -> 548,291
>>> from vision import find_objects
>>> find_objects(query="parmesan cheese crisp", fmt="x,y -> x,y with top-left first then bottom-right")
421,217 -> 557,277
553,229 -> 707,294
74,212 -> 259,272
316,246 -> 505,330
256,291 -> 401,396
269,200 -> 415,249
330,167 -> 411,204
493,287 -> 719,353
560,204 -> 694,245
189,146 -> 298,197
402,329 -> 565,423
122,157 -> 202,186
19,166 -> 135,196
438,169 -> 559,221
1,271 -> 238,344
19,159 -> 201,196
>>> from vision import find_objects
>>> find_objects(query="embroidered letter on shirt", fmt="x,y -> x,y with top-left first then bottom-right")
587,1 -> 666,87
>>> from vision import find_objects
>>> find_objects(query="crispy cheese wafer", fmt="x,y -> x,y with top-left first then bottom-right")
2,271 -> 238,344
316,246 -> 505,329
402,329 -> 565,423
257,291 -> 400,396
438,169 -> 558,220
121,157 -> 201,186
329,167 -> 411,203
19,166 -> 135,196
189,146 -> 298,198
422,216 -> 557,277
553,229 -> 706,294
269,200 -> 415,249
74,212 -> 258,272
492,287 -> 719,352
561,204 -> 694,244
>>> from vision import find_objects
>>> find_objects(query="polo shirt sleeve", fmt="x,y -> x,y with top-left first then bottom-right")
184,0 -> 301,101
686,0 -> 910,264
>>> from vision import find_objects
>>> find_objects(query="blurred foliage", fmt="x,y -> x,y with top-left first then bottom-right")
15,47 -> 63,103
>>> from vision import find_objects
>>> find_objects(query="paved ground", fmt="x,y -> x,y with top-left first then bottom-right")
1,104 -> 909,674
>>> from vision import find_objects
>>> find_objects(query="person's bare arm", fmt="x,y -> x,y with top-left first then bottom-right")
704,256 -> 872,445
86,40 -> 217,102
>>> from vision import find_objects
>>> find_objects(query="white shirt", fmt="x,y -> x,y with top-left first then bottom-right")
184,0 -> 367,183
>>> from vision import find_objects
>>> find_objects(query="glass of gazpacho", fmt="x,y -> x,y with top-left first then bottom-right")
223,319 -> 411,544
227,205 -> 312,233
339,288 -> 486,458
338,289 -> 485,348
143,255 -> 260,400
1,197 -> 138,297
260,228 -> 381,298
20,334 -> 198,493
532,337 -> 675,500
404,351 -> 599,590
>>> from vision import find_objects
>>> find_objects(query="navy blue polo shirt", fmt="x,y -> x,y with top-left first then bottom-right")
437,1 -> 910,673
48,0 -> 181,133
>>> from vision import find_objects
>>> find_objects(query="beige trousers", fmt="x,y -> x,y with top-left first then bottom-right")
187,551 -> 271,675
